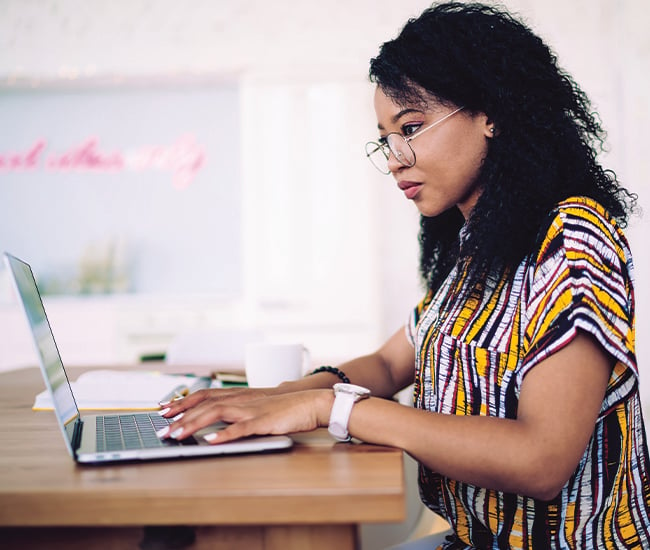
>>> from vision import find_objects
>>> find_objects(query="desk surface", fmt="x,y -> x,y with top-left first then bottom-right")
0,366 -> 405,528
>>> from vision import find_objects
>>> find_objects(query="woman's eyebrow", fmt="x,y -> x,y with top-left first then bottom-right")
377,108 -> 425,130
392,108 -> 423,123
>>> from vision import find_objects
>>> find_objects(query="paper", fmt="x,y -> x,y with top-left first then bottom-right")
33,369 -> 211,411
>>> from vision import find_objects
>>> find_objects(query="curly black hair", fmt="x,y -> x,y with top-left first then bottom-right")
369,2 -> 637,292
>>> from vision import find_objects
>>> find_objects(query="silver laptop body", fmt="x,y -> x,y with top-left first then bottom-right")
4,252 -> 292,463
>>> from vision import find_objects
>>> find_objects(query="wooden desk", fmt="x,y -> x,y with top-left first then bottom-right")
0,367 -> 405,549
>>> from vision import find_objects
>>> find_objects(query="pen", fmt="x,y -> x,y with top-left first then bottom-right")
159,385 -> 189,405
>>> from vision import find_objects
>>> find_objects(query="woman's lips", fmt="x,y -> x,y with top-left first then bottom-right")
398,181 -> 422,200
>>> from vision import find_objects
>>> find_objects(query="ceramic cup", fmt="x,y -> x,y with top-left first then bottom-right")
244,343 -> 311,388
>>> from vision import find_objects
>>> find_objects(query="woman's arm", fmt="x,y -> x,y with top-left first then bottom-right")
346,329 -> 611,500
280,327 -> 417,398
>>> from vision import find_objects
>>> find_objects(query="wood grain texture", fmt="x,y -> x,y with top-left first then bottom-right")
0,367 -> 404,549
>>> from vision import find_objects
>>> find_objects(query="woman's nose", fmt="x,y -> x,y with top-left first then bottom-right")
386,148 -> 406,173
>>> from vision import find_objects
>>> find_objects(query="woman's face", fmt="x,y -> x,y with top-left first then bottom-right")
373,87 -> 493,219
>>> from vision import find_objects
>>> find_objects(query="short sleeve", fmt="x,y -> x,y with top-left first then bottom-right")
518,198 -> 637,411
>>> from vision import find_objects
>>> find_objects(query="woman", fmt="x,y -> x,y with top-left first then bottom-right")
158,3 -> 650,547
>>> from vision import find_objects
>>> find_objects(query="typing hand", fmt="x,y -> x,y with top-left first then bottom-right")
157,389 -> 333,444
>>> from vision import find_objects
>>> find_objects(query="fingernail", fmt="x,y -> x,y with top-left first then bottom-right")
170,427 -> 184,439
156,427 -> 170,438
158,407 -> 171,416
203,433 -> 218,443
172,412 -> 184,421
159,400 -> 171,406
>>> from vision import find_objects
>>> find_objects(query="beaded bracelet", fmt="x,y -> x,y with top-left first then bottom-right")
308,365 -> 350,384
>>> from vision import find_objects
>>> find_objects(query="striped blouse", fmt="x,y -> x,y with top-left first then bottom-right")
406,197 -> 650,549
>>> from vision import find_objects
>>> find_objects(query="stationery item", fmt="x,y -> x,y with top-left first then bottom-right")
159,384 -> 191,404
245,342 -> 310,388
4,252 -> 293,464
32,370 -> 210,411
212,371 -> 247,387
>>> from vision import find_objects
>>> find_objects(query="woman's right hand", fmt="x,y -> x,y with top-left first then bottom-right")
158,388 -> 334,444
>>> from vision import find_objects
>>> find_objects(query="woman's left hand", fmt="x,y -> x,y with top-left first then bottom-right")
158,389 -> 334,444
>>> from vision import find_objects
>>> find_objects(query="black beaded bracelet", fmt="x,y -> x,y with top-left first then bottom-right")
308,366 -> 350,384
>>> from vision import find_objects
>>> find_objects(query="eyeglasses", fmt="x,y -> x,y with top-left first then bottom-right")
365,106 -> 465,174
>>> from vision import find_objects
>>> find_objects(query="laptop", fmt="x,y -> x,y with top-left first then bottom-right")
4,252 -> 293,463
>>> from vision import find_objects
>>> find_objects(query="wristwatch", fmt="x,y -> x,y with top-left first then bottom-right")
328,383 -> 371,442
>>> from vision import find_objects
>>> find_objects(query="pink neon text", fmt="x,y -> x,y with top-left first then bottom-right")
0,135 -> 206,189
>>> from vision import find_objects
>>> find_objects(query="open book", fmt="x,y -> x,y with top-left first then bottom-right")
33,369 -> 212,411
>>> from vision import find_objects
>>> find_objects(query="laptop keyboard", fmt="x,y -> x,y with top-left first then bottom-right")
96,413 -> 197,452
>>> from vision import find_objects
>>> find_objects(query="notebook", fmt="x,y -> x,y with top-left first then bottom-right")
32,369 -> 213,411
4,252 -> 293,463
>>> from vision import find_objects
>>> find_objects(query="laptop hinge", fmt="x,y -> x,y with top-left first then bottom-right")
71,417 -> 84,452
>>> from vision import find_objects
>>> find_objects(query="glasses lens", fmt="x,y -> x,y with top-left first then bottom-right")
365,142 -> 390,174
386,135 -> 415,168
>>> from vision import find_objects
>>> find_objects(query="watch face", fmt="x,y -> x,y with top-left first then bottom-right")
333,383 -> 371,397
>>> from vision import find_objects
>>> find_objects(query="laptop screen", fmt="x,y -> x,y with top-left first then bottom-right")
4,253 -> 80,453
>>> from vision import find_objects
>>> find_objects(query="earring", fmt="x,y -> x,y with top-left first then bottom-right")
489,127 -> 495,134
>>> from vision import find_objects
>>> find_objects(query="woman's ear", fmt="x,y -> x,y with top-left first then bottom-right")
484,115 -> 498,138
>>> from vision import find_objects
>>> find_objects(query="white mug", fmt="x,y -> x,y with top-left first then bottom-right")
245,343 -> 311,388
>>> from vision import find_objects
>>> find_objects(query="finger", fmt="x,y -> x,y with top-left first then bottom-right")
158,400 -> 244,440
203,418 -> 260,445
158,389 -> 211,416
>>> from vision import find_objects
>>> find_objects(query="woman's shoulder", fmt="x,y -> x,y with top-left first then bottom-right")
533,195 -> 632,272
553,195 -> 619,225
541,196 -> 628,249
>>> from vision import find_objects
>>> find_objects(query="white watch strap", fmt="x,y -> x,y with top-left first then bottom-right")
328,392 -> 356,441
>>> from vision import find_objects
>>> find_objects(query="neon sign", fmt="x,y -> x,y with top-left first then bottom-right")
0,134 -> 205,190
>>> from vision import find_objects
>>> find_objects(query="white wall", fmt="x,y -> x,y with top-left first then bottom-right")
0,0 -> 648,395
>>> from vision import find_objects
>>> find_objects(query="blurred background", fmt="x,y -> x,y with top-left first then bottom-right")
0,0 -> 648,402
1,2 -> 648,547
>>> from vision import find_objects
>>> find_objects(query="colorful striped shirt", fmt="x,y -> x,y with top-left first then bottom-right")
406,196 -> 650,548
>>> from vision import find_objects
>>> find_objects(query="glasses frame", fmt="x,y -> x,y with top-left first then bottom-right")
365,106 -> 465,174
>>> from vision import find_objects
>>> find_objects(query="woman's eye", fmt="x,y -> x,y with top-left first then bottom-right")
402,123 -> 422,137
